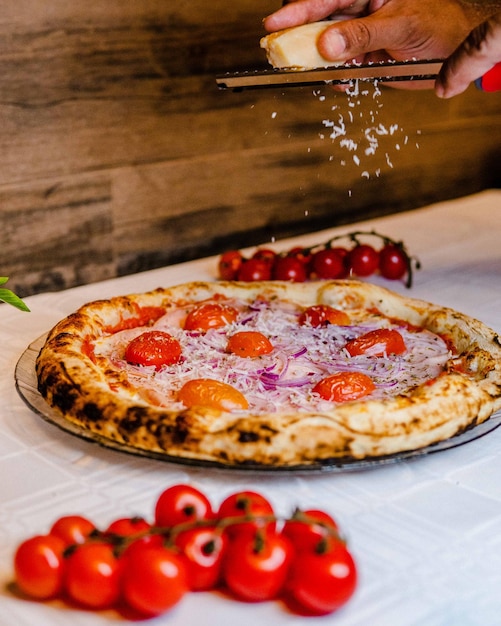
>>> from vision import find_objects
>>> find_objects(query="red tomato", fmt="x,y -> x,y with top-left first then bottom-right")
237,258 -> 272,282
281,509 -> 339,553
64,543 -> 121,609
217,491 -> 275,539
379,243 -> 409,280
175,526 -> 228,591
105,516 -> 151,537
345,328 -> 406,356
252,248 -> 277,266
49,515 -> 96,547
155,484 -> 214,528
347,244 -> 379,277
299,304 -> 350,327
311,248 -> 347,279
227,331 -> 273,357
288,538 -> 357,615
288,246 -> 313,268
223,531 -> 293,602
272,256 -> 307,282
121,545 -> 187,616
125,330 -> 182,370
312,372 -> 375,403
218,250 -> 244,280
184,302 -> 239,331
14,534 -> 66,600
178,378 -> 249,411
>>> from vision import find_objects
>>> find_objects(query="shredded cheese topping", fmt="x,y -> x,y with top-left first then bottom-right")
93,297 -> 450,414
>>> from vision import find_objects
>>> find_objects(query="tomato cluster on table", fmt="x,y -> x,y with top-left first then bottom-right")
218,229 -> 419,288
13,484 -> 357,618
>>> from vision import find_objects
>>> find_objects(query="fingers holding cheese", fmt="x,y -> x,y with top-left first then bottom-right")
260,21 -> 348,69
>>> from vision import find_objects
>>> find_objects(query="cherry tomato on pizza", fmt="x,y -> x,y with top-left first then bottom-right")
312,372 -> 375,403
184,302 -> 239,331
154,484 -> 214,527
287,536 -> 357,615
125,330 -> 182,370
14,534 -> 66,600
227,331 -> 273,357
222,530 -> 293,602
299,304 -> 350,327
345,328 -> 406,357
178,378 -> 249,411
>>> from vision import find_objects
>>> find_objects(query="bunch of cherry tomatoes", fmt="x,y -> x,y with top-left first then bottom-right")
13,484 -> 357,618
218,229 -> 419,288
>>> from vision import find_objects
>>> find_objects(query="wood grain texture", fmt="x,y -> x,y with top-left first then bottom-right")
0,1 -> 500,296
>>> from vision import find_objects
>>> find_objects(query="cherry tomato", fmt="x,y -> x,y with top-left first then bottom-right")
105,516 -> 151,538
252,248 -> 277,267
155,484 -> 214,528
14,534 -> 66,600
287,246 -> 313,268
217,491 -> 275,539
272,256 -> 307,282
281,509 -> 339,553
378,243 -> 409,280
121,544 -> 187,616
178,378 -> 249,411
311,248 -> 347,279
184,302 -> 239,331
174,526 -> 228,591
347,244 -> 379,277
49,515 -> 96,547
64,543 -> 121,609
312,372 -> 375,403
223,531 -> 293,602
345,328 -> 406,357
237,258 -> 272,282
125,330 -> 182,370
218,250 -> 244,280
287,538 -> 357,615
227,331 -> 273,357
299,304 -> 350,327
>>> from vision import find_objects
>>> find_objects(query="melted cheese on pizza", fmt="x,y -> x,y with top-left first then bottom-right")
90,296 -> 451,415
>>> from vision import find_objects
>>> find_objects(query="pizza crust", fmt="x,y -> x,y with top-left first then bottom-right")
260,21 -> 346,69
36,280 -> 501,467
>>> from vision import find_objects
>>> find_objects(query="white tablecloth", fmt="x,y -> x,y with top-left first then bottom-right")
1,190 -> 500,626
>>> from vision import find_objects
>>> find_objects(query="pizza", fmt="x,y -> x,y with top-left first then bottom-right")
260,21 -> 346,70
35,280 -> 501,468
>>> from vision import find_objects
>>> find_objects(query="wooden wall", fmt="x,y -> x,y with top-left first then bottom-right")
1,1 -> 500,296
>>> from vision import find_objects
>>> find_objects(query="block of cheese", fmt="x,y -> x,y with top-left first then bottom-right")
260,21 -> 344,70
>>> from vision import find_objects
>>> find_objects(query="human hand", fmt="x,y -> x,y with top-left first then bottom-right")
436,13 -> 501,97
264,0 -> 483,67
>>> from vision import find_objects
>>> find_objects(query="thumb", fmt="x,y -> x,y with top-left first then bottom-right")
317,15 -> 398,61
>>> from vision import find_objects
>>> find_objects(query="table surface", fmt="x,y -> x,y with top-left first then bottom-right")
1,190 -> 501,626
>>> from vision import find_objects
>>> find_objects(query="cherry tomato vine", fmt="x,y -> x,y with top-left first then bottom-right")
12,484 -> 357,618
218,229 -> 420,288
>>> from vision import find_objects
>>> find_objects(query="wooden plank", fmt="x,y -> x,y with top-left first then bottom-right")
0,177 -> 114,296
